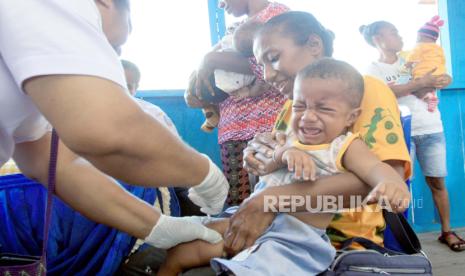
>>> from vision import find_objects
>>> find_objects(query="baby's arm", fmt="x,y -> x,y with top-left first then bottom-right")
158,219 -> 229,276
342,139 -> 410,210
280,147 -> 316,181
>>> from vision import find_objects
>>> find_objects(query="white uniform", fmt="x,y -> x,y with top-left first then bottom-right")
135,98 -> 179,137
0,0 -> 126,166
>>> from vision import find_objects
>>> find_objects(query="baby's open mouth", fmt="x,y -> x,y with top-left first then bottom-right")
301,127 -> 322,136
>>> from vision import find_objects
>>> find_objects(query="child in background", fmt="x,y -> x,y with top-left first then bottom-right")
406,16 -> 446,112
214,20 -> 269,98
121,59 -> 178,135
158,59 -> 409,276
185,20 -> 271,132
121,59 -> 141,96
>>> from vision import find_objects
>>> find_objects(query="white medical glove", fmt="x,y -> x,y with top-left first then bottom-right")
144,214 -> 222,249
181,215 -> 216,225
188,155 -> 229,215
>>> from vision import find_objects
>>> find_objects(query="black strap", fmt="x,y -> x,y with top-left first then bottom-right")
340,236 -> 403,256
383,210 -> 422,254
40,129 -> 59,261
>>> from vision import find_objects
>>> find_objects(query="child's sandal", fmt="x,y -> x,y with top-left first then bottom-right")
438,231 -> 465,252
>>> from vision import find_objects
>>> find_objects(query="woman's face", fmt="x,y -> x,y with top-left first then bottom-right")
374,25 -> 403,53
97,1 -> 132,50
219,0 -> 249,17
253,31 -> 319,98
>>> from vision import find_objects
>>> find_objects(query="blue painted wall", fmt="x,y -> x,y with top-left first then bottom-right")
136,91 -> 222,168
409,0 -> 465,232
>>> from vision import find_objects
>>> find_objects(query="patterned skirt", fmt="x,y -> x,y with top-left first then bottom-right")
220,140 -> 251,206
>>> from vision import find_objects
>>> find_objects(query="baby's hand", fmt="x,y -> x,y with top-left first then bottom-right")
366,180 -> 411,213
281,148 -> 316,181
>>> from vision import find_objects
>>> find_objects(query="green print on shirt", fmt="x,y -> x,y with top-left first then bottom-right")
274,120 -> 288,132
274,108 -> 289,132
363,108 -> 400,148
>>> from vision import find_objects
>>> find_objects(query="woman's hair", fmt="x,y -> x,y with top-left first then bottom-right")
359,21 -> 392,47
257,11 -> 335,57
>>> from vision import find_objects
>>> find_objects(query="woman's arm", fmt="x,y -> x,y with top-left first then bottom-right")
13,133 -> 223,248
390,70 -> 450,98
25,75 -> 209,187
195,51 -> 254,98
223,172 -> 370,254
342,139 -> 410,210
390,78 -> 428,97
202,51 -> 253,75
25,75 -> 229,216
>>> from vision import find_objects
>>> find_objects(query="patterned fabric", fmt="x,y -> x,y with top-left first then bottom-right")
217,2 -> 289,206
217,2 -> 289,144
271,76 -> 411,249
220,140 -> 251,206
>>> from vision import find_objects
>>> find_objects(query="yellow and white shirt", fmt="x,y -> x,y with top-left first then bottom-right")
261,132 -> 359,188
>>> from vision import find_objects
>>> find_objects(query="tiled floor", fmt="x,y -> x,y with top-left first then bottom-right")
419,228 -> 465,276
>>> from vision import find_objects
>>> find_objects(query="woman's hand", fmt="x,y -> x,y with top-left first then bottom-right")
416,68 -> 439,89
224,194 -> 276,255
184,71 -> 205,108
416,69 -> 451,90
433,73 -> 452,89
243,132 -> 288,176
195,52 -> 217,100
195,66 -> 215,100
412,73 -> 452,99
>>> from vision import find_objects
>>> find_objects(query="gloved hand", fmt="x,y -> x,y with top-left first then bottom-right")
188,155 -> 229,215
181,215 -> 216,225
144,214 -> 222,249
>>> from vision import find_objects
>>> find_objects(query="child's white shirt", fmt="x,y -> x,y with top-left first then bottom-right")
259,132 -> 359,188
213,34 -> 255,94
